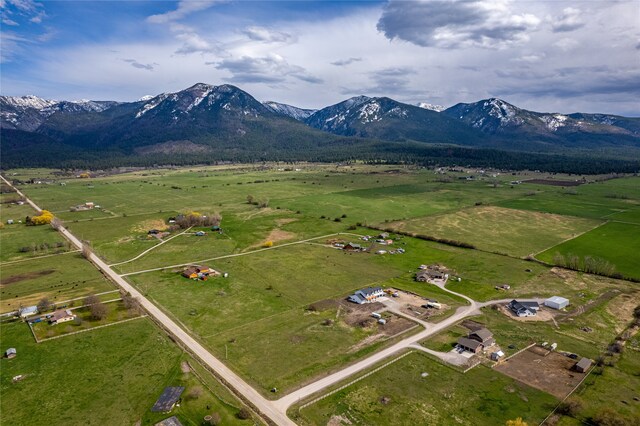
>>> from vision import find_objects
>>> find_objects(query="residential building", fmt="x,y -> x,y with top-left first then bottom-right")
468,328 -> 495,347
49,309 -> 76,325
508,300 -> 540,317
18,306 -> 38,318
348,287 -> 384,304
151,387 -> 185,413
181,266 -> 219,280
457,337 -> 484,353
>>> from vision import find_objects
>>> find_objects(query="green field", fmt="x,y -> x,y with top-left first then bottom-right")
3,166 -> 639,424
537,221 -> 640,280
0,319 -> 248,425
0,253 -> 115,314
294,351 -> 557,425
388,206 -> 600,257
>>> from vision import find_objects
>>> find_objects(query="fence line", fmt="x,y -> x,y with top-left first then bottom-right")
299,351 -> 414,410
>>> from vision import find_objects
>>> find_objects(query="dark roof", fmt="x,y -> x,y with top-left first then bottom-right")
359,287 -> 382,296
182,267 -> 198,277
469,328 -> 493,341
151,387 -> 185,412
520,301 -> 540,309
457,337 -> 483,350
575,357 -> 592,371
155,416 -> 183,426
509,300 -> 538,312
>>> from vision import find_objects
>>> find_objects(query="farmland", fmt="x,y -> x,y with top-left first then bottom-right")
0,319 -> 249,425
293,351 -> 557,426
1,165 -> 639,425
537,221 -> 640,281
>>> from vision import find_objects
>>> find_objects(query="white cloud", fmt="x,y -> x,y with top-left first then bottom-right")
550,7 -> 584,32
242,26 -> 295,43
147,0 -> 222,24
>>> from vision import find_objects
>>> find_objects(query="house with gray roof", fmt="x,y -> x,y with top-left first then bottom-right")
348,287 -> 384,304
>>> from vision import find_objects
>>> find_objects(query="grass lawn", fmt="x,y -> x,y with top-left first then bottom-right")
537,221 -> 640,280
388,206 -> 600,257
30,299 -> 142,340
561,348 -> 640,425
0,319 -> 247,426
421,324 -> 469,352
294,351 -> 557,426
0,222 -> 72,262
0,253 -> 115,314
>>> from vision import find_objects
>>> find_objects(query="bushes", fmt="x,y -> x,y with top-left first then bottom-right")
26,210 -> 54,225
174,211 -> 221,229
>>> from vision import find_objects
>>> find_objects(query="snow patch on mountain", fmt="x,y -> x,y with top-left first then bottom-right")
136,94 -> 168,118
417,102 -> 445,112
539,114 -> 568,131
2,95 -> 58,110
262,101 -> 316,120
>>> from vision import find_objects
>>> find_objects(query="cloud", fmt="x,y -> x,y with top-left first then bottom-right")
122,58 -> 155,71
1,0 -> 46,26
342,66 -> 423,97
214,54 -> 323,84
331,57 -> 362,66
550,7 -> 584,33
147,0 -> 222,24
174,30 -> 218,55
242,26 -> 295,43
553,37 -> 579,51
377,0 -> 540,48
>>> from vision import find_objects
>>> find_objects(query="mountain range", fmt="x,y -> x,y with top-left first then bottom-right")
2,83 -> 639,169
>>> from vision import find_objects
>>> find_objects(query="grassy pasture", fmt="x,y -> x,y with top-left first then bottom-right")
537,221 -> 640,280
0,223 -> 71,262
388,206 -> 600,257
0,253 -> 115,314
294,351 -> 557,426
0,319 -> 246,425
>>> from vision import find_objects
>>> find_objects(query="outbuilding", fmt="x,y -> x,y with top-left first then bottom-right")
545,296 -> 569,310
574,357 -> 592,373
18,306 -> 38,318
5,348 -> 17,359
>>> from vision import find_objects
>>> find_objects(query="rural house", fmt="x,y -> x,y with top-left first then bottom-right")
348,287 -> 384,304
343,242 -> 363,252
416,269 -> 447,283
508,300 -> 540,317
49,309 -> 76,325
544,296 -> 569,310
468,328 -> 495,347
457,337 -> 484,353
155,416 -> 183,426
181,266 -> 220,280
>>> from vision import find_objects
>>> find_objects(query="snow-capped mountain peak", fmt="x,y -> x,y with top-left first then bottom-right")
416,102 -> 445,112
2,95 -> 58,110
262,101 -> 316,120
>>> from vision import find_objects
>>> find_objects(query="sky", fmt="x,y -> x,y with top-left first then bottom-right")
1,0 -> 639,115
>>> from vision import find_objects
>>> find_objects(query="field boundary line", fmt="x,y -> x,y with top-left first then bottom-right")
0,249 -> 80,266
0,289 -> 121,318
109,226 -> 192,267
496,342 -> 537,364
120,232 -> 360,276
530,220 -> 609,258
539,365 -> 595,425
30,314 -> 147,343
298,350 -> 414,411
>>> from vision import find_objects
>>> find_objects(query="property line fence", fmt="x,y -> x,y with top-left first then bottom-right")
299,350 -> 414,411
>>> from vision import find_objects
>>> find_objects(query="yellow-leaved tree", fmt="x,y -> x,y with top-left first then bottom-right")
28,210 -> 54,225
506,418 -> 528,426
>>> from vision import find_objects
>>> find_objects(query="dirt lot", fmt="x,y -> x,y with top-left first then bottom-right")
388,289 -> 449,320
495,347 -> 587,398
497,305 -> 556,322
310,298 -> 416,339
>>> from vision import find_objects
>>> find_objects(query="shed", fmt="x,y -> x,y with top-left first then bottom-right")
18,306 -> 38,318
490,350 -> 505,361
574,357 -> 592,373
151,387 -> 185,413
155,416 -> 183,426
5,348 -> 17,359
545,296 -> 569,310
7,219 -> 14,225
194,231 -> 206,236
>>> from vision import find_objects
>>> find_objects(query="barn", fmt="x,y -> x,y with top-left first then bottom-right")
544,296 -> 569,310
